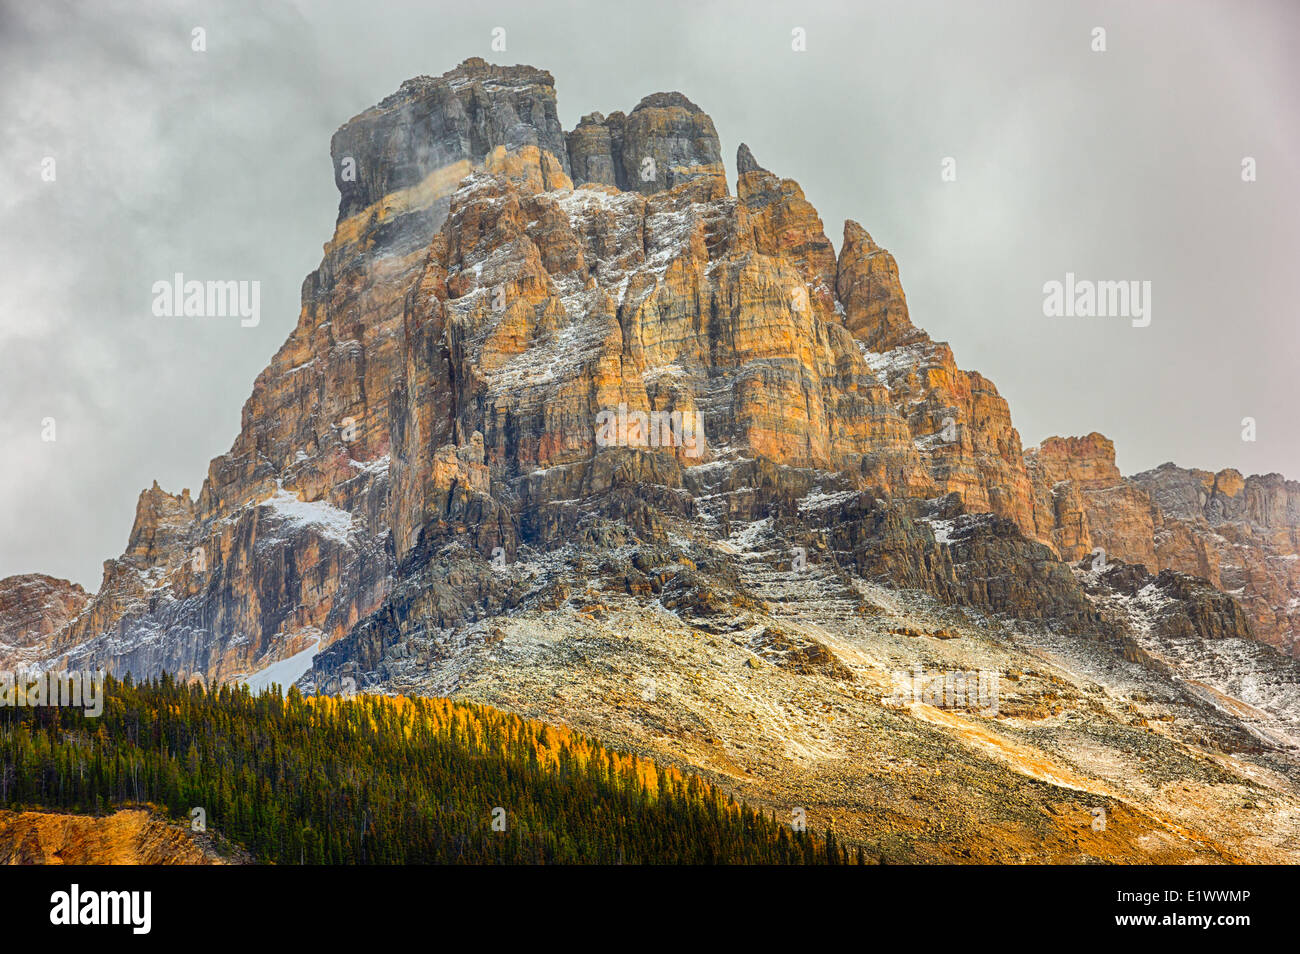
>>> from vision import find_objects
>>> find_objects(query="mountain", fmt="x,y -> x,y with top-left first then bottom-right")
4,57 -> 1300,862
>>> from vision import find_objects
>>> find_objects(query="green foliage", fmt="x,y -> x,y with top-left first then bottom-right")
0,676 -> 853,864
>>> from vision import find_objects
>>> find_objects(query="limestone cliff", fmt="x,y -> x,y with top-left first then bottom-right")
566,92 -> 724,194
0,575 -> 88,667
1028,434 -> 1300,656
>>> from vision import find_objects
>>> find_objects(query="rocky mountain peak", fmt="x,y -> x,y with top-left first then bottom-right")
567,88 -> 724,195
1027,433 -> 1300,655
836,220 -> 924,351
736,142 -> 767,175
331,58 -> 570,228
631,91 -> 704,114
1028,432 -> 1122,491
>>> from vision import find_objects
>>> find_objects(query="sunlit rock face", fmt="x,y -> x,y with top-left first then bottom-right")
1026,433 -> 1157,566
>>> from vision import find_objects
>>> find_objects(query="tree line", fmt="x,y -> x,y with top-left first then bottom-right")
0,676 -> 861,864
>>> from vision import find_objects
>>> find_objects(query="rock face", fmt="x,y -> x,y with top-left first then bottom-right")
4,56 -> 1295,691
566,92 -> 724,194
735,142 -> 766,175
1136,465 -> 1300,655
1026,434 -> 1157,567
1027,434 -> 1300,656
1081,559 -> 1254,643
837,221 -> 923,352
332,57 -> 571,222
0,574 -> 88,667
858,331 -> 1047,544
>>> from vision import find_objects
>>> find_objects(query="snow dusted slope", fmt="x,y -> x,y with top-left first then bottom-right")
239,634 -> 323,696
306,469 -> 1300,862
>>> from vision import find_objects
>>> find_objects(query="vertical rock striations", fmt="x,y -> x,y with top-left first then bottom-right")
567,92 -> 725,194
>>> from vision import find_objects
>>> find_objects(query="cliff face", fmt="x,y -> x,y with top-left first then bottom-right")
4,55 -> 1293,689
0,575 -> 88,667
411,144 -> 925,486
1026,434 -> 1155,567
566,92 -> 724,194
1027,434 -> 1300,656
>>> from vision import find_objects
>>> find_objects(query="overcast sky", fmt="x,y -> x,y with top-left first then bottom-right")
2,0 -> 1298,589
